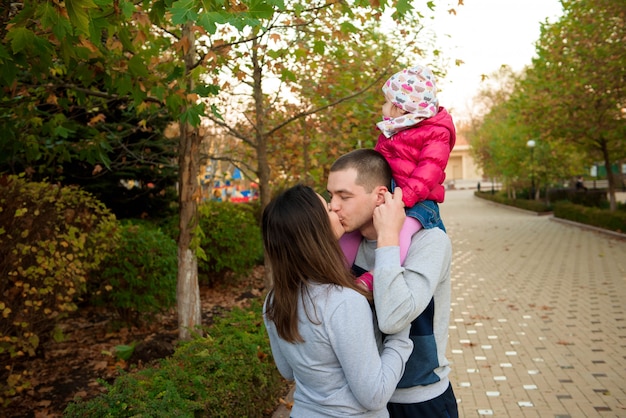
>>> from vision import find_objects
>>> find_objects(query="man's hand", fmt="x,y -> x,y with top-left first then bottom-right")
373,187 -> 406,248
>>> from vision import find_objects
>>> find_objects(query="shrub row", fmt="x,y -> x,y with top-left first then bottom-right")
474,191 -> 553,213
475,190 -> 626,234
547,188 -> 608,208
64,300 -> 287,418
553,202 -> 626,234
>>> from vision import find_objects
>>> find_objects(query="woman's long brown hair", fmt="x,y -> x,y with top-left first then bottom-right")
262,184 -> 371,343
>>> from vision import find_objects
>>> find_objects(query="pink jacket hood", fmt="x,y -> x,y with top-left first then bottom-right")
374,107 -> 456,207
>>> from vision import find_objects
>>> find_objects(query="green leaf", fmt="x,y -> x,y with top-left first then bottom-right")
115,343 -> 137,361
8,27 -> 35,54
339,21 -> 358,33
116,75 -> 133,96
247,0 -> 275,19
53,126 -> 73,139
151,85 -> 166,101
15,208 -> 28,217
180,103 -> 206,127
170,0 -> 198,25
266,49 -> 282,59
395,0 -> 413,17
41,4 -> 69,41
166,92 -> 184,113
166,65 -> 185,83
192,84 -> 220,97
66,0 -> 97,35
197,13 -> 218,34
313,40 -> 325,55
129,55 -> 150,78
280,68 -> 296,83
0,44 -> 11,61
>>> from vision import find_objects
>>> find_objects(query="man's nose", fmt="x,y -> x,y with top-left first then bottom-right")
329,197 -> 340,212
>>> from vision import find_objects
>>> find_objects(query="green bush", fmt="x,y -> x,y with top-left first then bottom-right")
197,201 -> 263,286
553,202 -> 626,234
64,300 -> 287,417
474,191 -> 553,213
0,175 -> 119,403
475,190 -> 626,234
88,222 -> 178,326
547,188 -> 608,207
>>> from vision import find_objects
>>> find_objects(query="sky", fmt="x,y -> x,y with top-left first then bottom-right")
425,0 -> 564,123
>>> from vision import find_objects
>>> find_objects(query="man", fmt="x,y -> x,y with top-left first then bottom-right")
327,148 -> 458,418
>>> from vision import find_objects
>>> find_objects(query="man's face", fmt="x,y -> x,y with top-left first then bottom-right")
327,167 -> 381,237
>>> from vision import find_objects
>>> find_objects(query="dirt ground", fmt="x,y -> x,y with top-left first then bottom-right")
2,267 -> 270,418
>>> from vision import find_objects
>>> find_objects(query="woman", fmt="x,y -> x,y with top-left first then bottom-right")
262,184 -> 413,417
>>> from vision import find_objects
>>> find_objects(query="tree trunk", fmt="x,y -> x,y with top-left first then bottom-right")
177,22 -> 202,340
249,36 -> 273,288
600,138 -> 617,211
177,245 -> 201,339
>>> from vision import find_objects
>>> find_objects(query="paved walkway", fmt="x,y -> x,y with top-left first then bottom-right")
444,190 -> 626,417
274,189 -> 626,417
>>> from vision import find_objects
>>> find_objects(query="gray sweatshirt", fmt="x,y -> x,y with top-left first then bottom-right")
356,227 -> 453,404
264,283 -> 413,417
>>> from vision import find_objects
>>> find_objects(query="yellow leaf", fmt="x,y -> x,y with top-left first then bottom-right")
88,113 -> 106,127
92,164 -> 103,175
14,208 -> 28,217
46,94 -> 59,106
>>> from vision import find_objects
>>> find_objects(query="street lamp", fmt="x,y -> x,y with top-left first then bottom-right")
526,139 -> 536,199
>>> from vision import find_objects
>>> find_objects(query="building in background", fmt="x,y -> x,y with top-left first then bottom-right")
446,132 -> 482,186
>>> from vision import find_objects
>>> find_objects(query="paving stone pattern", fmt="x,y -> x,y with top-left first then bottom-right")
273,189 -> 626,418
442,190 -> 626,417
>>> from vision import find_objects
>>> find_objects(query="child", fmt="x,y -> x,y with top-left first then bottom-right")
341,64 -> 456,290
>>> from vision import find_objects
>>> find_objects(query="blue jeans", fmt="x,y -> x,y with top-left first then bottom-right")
406,199 -> 446,232
391,179 -> 446,232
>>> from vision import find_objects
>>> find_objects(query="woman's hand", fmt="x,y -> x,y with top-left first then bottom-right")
373,187 -> 406,248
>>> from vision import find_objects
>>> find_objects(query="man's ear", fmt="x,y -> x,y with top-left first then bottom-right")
374,185 -> 389,205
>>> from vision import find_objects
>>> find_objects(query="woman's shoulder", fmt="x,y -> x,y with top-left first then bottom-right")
310,283 -> 368,307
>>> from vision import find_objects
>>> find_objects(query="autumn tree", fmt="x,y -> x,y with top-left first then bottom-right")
1,0 -> 283,339
469,65 -> 584,199
2,0 -> 454,339
201,4 -> 448,208
517,0 -> 625,209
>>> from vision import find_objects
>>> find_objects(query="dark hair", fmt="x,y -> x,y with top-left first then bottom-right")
263,184 -> 370,343
329,148 -> 392,192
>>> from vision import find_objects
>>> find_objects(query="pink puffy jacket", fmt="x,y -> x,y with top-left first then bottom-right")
374,107 -> 456,207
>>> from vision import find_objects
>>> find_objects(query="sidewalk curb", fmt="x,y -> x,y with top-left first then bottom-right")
549,216 -> 626,240
475,195 -> 626,239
